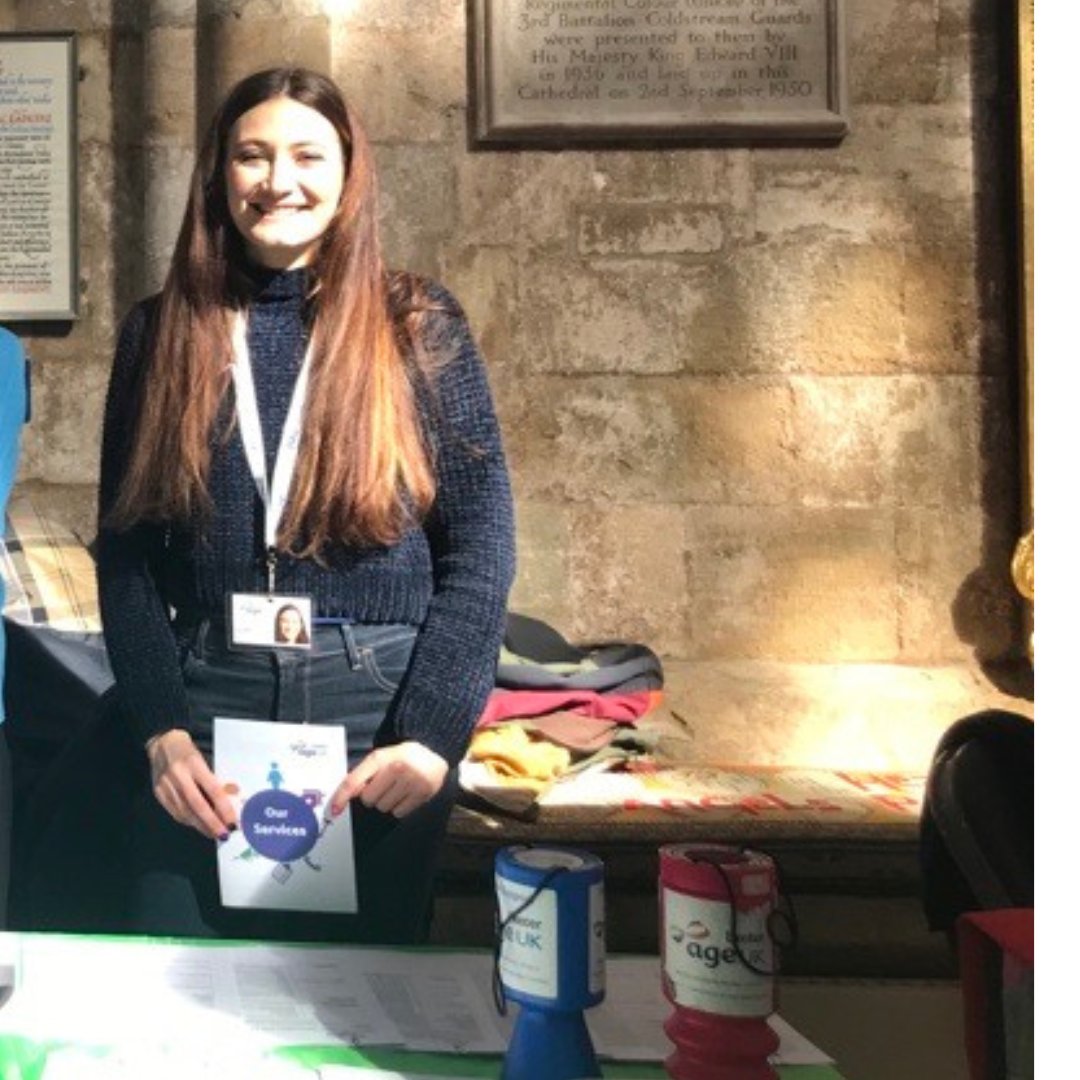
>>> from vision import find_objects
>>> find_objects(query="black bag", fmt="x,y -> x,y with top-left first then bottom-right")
919,709 -> 1034,935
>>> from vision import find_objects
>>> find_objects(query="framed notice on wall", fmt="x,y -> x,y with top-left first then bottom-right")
468,0 -> 847,148
0,33 -> 78,321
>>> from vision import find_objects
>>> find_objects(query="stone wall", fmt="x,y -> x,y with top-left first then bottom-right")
4,0 -> 1032,770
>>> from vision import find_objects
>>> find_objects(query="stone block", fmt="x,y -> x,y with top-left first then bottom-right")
890,374 -> 1014,511
112,31 -> 147,148
897,507 -> 1023,664
333,27 -> 464,144
784,376 -> 896,507
200,0 -> 325,17
373,144 -> 455,278
686,506 -> 900,662
577,205 -> 727,257
512,258 -> 710,375
846,0 -> 941,106
144,26 -> 196,144
500,375 -> 683,504
196,14 -> 330,116
507,499 -> 573,633
10,481 -> 99,543
438,247 -> 519,380
502,374 -> 939,511
76,141 -> 146,336
588,149 -> 753,224
753,167 -> 914,244
74,33 -> 112,145
19,357 -> 111,487
325,0 -> 463,30
938,0 -> 1006,103
674,378 -> 796,505
783,374 -> 1012,514
903,242 -> 1006,374
564,503 -> 689,657
684,241 -> 906,375
144,144 -> 195,293
752,105 -> 978,214
15,0 -> 139,31
660,658 -> 1032,771
145,0 -> 197,28
457,151 -> 597,252
877,108 -> 977,206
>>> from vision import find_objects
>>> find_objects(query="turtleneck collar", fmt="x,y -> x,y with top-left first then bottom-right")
228,256 -> 311,306
246,263 -> 310,304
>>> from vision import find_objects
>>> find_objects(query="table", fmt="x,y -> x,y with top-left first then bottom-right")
0,933 -> 844,1078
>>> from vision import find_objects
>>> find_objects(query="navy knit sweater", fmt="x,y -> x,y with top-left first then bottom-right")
96,268 -> 516,767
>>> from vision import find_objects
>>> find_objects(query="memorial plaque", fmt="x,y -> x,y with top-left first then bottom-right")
0,33 -> 78,321
468,0 -> 847,147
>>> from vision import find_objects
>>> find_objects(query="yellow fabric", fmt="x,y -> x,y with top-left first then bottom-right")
467,723 -> 571,786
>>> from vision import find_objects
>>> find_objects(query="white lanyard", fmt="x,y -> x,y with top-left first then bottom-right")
230,310 -> 314,591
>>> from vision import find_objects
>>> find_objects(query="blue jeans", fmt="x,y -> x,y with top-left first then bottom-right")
128,620 -> 459,945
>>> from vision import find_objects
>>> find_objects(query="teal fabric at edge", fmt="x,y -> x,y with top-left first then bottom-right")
0,327 -> 28,725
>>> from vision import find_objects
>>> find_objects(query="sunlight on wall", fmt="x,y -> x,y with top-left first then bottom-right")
320,0 -> 363,18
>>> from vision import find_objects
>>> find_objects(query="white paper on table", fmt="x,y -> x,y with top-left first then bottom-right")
0,936 -> 832,1066
351,949 -> 509,1053
208,945 -> 404,1047
0,937 -> 398,1052
769,1013 -> 836,1066
215,717 -> 357,913
40,1045 -> 317,1080
0,936 -> 271,1051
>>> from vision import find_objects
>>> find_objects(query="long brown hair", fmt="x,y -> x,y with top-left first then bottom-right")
107,68 -> 435,554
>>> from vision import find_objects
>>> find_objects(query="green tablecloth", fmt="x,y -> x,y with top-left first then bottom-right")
0,1038 -> 844,1078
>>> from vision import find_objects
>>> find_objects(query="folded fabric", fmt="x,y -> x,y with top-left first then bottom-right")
477,688 -> 662,728
460,718 -> 657,817
503,612 -> 590,664
521,712 -> 621,754
2,497 -> 101,633
498,612 -> 663,693
499,646 -> 599,677
467,724 -> 572,787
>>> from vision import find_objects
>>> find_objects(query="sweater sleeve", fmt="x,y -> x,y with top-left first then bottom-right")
377,287 -> 516,767
96,301 -> 192,746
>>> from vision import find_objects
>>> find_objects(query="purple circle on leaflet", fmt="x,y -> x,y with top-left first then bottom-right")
241,789 -> 319,862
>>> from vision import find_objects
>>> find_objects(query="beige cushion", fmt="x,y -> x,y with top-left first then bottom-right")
1,496 -> 101,633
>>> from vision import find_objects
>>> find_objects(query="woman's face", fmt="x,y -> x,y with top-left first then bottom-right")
225,96 -> 346,270
277,607 -> 303,642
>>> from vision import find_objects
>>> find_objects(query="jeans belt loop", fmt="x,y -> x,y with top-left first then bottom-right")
340,622 -> 363,671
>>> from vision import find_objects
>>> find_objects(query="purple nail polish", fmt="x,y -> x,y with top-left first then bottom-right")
217,832 -> 229,843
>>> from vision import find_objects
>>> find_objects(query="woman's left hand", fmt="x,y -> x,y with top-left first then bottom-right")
329,741 -> 449,819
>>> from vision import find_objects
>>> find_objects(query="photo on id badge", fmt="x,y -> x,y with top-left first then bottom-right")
229,593 -> 313,649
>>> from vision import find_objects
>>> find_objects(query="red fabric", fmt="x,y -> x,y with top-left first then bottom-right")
476,688 -> 661,727
956,908 -> 1033,1079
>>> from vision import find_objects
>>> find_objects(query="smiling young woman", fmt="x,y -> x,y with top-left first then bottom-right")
95,68 -> 515,945
225,95 -> 346,270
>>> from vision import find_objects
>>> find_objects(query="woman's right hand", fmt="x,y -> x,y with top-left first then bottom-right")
146,729 -> 238,841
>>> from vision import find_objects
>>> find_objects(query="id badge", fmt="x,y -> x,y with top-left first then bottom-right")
228,593 -> 313,650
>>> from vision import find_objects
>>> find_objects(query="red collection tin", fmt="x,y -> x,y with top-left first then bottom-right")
659,843 -> 780,1080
